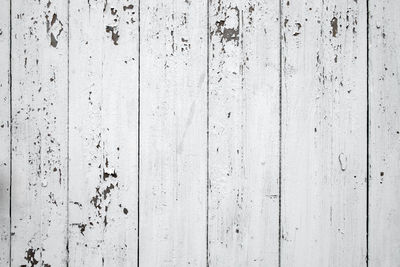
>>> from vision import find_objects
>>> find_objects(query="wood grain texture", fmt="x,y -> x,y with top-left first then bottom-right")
139,0 -> 208,266
11,0 -> 69,266
69,0 -> 139,266
208,0 -> 280,265
2,1 -> 400,266
0,0 -> 10,264
369,1 -> 400,266
281,0 -> 367,266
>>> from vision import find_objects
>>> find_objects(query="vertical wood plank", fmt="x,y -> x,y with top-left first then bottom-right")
0,0 -> 10,264
69,0 -> 139,266
369,1 -> 400,265
139,0 -> 208,266
208,0 -> 280,265
11,0 -> 69,265
281,0 -> 367,266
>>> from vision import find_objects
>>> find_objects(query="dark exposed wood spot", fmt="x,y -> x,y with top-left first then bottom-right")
50,33 -> 57,47
105,26 -> 120,45
331,17 -> 338,37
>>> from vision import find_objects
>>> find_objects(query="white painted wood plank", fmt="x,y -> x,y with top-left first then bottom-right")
11,0 -> 69,266
369,1 -> 400,266
69,0 -> 138,266
281,0 -> 367,266
208,0 -> 280,266
139,1 -> 208,266
0,0 -> 10,264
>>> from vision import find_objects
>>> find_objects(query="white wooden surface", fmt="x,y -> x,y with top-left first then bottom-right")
208,0 -> 280,266
11,0 -> 69,266
69,0 -> 138,266
369,0 -> 400,266
281,0 -> 367,266
139,1 -> 207,266
1,0 -> 399,266
0,0 -> 10,264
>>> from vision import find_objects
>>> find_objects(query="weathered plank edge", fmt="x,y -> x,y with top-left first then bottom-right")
137,0 -> 141,264
278,0 -> 283,266
67,0 -> 70,264
206,0 -> 210,265
366,0 -> 370,265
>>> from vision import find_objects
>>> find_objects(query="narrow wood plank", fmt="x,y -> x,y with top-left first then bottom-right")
281,0 -> 367,266
369,1 -> 400,265
208,0 -> 280,265
11,0 -> 69,265
69,0 -> 139,266
139,1 -> 208,265
0,0 -> 10,264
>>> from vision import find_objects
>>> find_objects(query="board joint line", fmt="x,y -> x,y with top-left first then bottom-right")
66,0 -> 71,266
137,0 -> 141,266
206,0 -> 210,266
278,0 -> 283,266
366,0 -> 370,265
9,0 -> 12,265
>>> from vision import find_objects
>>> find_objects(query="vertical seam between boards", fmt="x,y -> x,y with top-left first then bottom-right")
66,0 -> 70,265
366,0 -> 369,265
278,0 -> 283,266
137,0 -> 141,266
206,0 -> 210,266
9,0 -> 12,265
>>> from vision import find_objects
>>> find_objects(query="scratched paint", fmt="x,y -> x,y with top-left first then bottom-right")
139,0 -> 207,266
69,0 -> 138,266
208,0 -> 280,266
0,0 -> 10,265
369,0 -> 400,266
281,0 -> 367,266
11,0 -> 69,266
1,0 -> 400,266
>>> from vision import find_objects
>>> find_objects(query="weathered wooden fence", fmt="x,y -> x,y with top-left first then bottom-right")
0,0 -> 399,266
